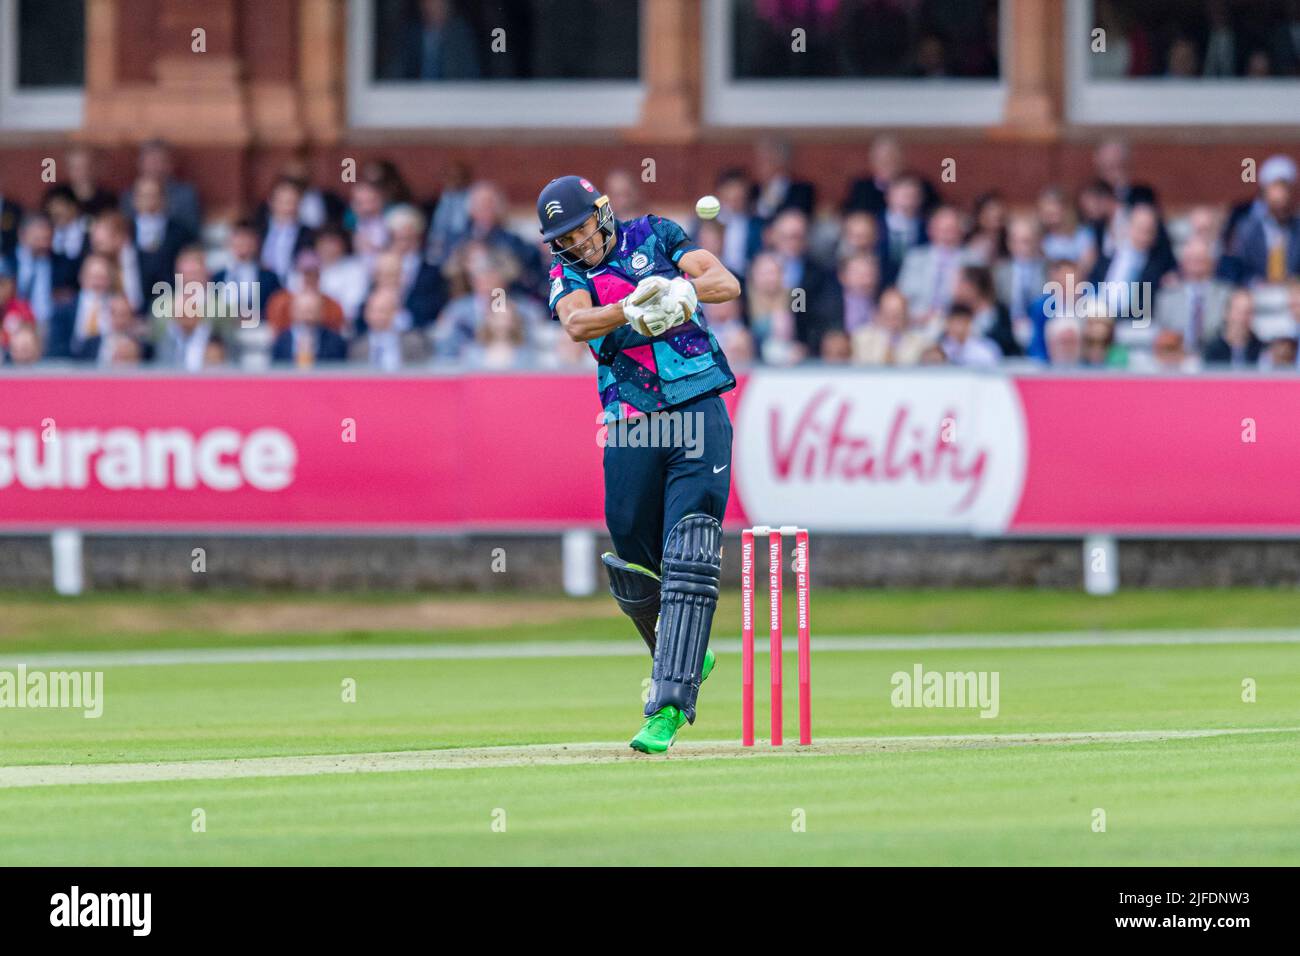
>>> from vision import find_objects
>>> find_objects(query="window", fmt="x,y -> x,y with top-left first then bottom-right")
1068,0 -> 1300,124
350,0 -> 645,128
706,0 -> 1007,126
0,0 -> 85,129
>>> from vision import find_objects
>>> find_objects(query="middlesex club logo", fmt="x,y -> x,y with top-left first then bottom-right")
579,178 -> 595,192
631,252 -> 649,272
544,200 -> 563,219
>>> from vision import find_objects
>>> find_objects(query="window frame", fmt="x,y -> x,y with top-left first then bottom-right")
0,0 -> 85,131
1065,0 -> 1300,126
702,0 -> 1009,128
347,0 -> 646,129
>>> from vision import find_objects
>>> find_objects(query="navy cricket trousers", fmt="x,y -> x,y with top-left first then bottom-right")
603,393 -> 733,575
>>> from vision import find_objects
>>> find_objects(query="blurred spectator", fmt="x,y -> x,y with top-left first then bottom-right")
1203,0 -> 1237,77
878,173 -> 927,287
1149,328 -> 1201,373
431,247 -> 546,359
919,342 -> 948,365
0,259 -> 37,351
213,219 -> 282,304
751,136 -> 815,221
426,160 -> 473,264
851,288 -> 927,366
693,220 -> 725,261
1027,259 -> 1080,361
271,291 -> 347,367
462,302 -> 533,370
956,265 -> 1022,357
350,287 -> 433,370
1156,237 -> 1233,351
450,182 -> 544,295
131,176 -> 194,297
844,135 -> 939,217
1037,186 -> 1089,263
345,181 -> 391,262
1261,336 -> 1298,370
744,251 -> 794,356
315,227 -> 369,324
1080,313 -> 1127,369
62,146 -> 118,217
1224,155 -> 1295,262
819,329 -> 852,363
827,252 -> 880,336
96,294 -> 148,368
261,178 -> 316,286
4,323 -> 41,365
1204,290 -> 1264,367
47,254 -> 117,361
0,193 -> 21,258
1076,179 -> 1120,272
44,185 -> 89,266
378,204 -> 446,329
963,192 -> 1008,265
939,303 -> 1000,368
265,251 -> 346,335
89,211 -> 144,312
759,305 -> 806,366
1235,157 -> 1300,284
762,209 -> 838,352
604,169 -> 645,220
1043,315 -> 1083,368
401,0 -> 481,80
701,297 -> 755,365
833,210 -> 880,267
897,205 -> 968,326
121,140 -> 202,237
996,215 -> 1046,330
1166,35 -> 1200,77
204,334 -> 228,368
1090,204 -> 1176,304
1094,139 -> 1156,208
714,168 -> 762,276
154,259 -> 219,373
13,214 -> 59,328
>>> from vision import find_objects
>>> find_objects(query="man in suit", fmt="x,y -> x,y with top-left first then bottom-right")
12,214 -> 59,331
43,186 -> 89,289
46,254 -> 117,361
446,182 -> 543,296
271,291 -> 347,366
713,168 -> 763,277
120,140 -> 202,237
130,176 -> 194,300
876,173 -> 927,288
401,0 -> 481,80
843,135 -> 940,217
213,219 -> 282,310
763,208 -> 839,353
382,204 -> 446,330
1203,289 -> 1264,367
751,136 -> 815,222
955,264 -> 1023,357
88,211 -> 145,313
1235,158 -> 1300,284
1155,237 -> 1234,352
350,286 -> 432,370
896,206 -> 969,328
261,178 -> 316,287
995,215 -> 1047,330
1089,204 -> 1176,314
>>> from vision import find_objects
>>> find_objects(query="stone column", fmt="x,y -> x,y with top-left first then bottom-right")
628,0 -> 701,143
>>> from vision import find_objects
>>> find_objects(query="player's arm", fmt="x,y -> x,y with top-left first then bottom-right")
677,249 -> 741,304
556,288 -> 628,342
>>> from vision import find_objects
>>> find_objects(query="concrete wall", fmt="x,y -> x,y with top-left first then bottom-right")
6,533 -> 1300,592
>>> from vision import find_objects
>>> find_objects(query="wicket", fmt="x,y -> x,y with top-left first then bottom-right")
740,525 -> 811,747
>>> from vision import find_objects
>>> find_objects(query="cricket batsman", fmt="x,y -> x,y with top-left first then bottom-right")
539,175 -> 742,753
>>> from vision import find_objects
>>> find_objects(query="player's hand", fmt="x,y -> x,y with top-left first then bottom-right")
623,276 -> 670,313
623,276 -> 673,337
658,277 -> 698,325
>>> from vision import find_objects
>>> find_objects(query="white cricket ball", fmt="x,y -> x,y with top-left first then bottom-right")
695,195 -> 721,220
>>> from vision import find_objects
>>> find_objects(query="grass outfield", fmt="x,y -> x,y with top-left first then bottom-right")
1,589 -> 1298,865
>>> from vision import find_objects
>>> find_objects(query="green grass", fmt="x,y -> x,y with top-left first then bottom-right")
1,588 -> 1298,865
5,587 -> 1300,653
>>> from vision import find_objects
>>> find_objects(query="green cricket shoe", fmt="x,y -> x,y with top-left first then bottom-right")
630,650 -> 715,753
630,705 -> 687,754
701,646 -> 716,682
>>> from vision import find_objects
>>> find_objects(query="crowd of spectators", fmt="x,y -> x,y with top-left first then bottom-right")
4,134 -> 1300,374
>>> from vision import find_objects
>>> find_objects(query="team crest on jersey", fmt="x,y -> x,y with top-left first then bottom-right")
631,252 -> 650,272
